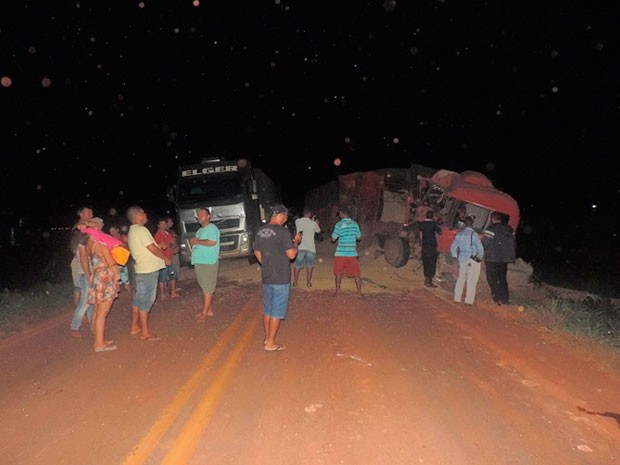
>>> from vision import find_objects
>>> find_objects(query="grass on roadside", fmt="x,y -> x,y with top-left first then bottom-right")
0,281 -> 72,340
514,294 -> 620,352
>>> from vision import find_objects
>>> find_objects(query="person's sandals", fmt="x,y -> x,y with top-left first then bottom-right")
264,344 -> 287,352
195,312 -> 214,323
141,334 -> 160,341
94,344 -> 117,353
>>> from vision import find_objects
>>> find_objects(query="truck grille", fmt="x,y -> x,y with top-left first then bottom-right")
220,234 -> 239,252
213,218 -> 241,230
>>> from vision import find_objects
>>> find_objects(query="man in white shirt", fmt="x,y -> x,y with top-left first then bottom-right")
292,208 -> 321,288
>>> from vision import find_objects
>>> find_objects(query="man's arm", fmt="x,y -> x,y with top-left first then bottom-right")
285,246 -> 298,260
147,243 -> 171,266
190,237 -> 216,247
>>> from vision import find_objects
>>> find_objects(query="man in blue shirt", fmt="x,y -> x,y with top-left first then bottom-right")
331,206 -> 362,297
450,216 -> 484,305
190,207 -> 221,322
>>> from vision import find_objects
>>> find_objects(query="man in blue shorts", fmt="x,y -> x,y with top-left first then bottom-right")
253,204 -> 300,352
127,206 -> 170,341
292,208 -> 321,288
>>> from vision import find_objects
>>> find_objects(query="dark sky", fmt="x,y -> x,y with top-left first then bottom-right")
1,2 -> 619,279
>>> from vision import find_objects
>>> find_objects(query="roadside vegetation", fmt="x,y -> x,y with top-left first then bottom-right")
0,281 -> 72,340
514,293 -> 620,352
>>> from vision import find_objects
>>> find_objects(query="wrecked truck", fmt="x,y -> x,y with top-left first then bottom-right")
305,164 -> 520,274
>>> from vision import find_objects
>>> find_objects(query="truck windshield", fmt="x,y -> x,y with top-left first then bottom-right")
177,177 -> 243,203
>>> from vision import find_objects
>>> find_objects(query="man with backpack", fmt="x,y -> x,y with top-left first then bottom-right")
482,212 -> 517,305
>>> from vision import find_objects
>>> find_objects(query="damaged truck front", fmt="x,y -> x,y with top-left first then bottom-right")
306,164 -> 520,275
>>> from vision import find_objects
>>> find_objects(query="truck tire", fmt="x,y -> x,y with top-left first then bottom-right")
384,237 -> 410,268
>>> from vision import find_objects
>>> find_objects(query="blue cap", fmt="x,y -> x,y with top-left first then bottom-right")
269,204 -> 289,216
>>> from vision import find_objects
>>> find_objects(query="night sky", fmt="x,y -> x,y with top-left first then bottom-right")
1,2 -> 619,288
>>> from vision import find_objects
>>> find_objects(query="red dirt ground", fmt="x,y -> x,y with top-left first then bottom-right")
1,241 -> 619,465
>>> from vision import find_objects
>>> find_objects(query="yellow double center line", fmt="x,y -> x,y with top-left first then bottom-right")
121,297 -> 261,465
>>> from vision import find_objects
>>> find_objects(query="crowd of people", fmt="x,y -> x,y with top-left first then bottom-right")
67,202 -> 515,354
68,205 -> 181,351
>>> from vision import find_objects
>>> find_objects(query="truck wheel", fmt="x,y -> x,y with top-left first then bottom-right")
384,237 -> 410,268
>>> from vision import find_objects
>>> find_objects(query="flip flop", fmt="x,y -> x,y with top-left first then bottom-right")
130,329 -> 142,336
94,344 -> 118,353
141,334 -> 160,341
264,344 -> 287,352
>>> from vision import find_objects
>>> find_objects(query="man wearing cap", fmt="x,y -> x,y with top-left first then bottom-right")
253,204 -> 300,351
331,206 -> 362,296
450,215 -> 484,306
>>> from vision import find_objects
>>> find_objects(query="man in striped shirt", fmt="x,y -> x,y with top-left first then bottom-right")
331,206 -> 362,297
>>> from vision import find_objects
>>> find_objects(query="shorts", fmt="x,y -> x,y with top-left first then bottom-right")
195,262 -> 219,294
126,258 -> 136,288
118,265 -> 130,285
293,249 -> 317,269
171,254 -> 181,276
333,256 -> 360,277
158,265 -> 176,283
133,271 -> 159,311
262,284 -> 290,319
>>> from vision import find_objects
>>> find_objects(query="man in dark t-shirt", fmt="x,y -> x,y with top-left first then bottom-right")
253,204 -> 300,352
418,210 -> 442,288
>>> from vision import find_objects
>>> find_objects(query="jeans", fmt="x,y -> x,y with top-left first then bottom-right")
262,284 -> 291,319
133,271 -> 159,311
421,251 -> 439,284
70,273 -> 93,330
485,261 -> 509,304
